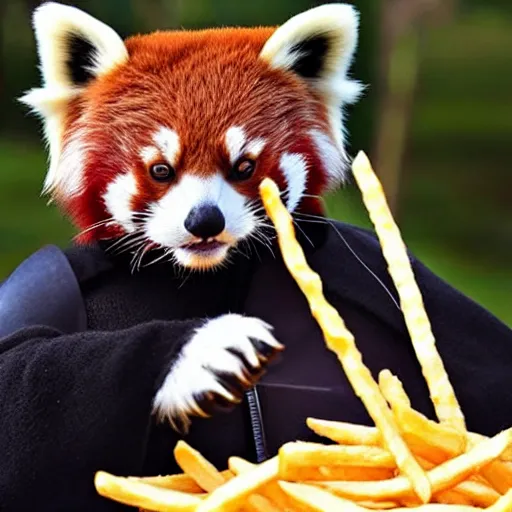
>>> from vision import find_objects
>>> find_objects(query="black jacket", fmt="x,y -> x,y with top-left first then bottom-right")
0,220 -> 510,511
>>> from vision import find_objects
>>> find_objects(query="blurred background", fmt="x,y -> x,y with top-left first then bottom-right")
0,0 -> 510,326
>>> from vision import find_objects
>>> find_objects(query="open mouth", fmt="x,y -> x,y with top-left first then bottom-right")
182,240 -> 226,254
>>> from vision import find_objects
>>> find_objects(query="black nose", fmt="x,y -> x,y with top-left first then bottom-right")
184,204 -> 225,239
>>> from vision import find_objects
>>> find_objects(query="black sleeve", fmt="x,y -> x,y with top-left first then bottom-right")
0,319 -> 202,511
410,256 -> 512,436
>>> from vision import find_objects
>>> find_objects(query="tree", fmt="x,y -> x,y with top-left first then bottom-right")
372,0 -> 458,217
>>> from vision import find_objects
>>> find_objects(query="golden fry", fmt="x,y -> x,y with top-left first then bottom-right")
306,417 -> 381,446
488,488 -> 512,512
318,427 -> 512,501
260,177 -> 431,504
470,433 -> 512,462
129,473 -> 203,494
430,427 -> 512,493
279,481 -> 369,512
352,152 -> 466,435
94,471 -> 203,512
244,494 -> 282,512
478,460 -> 512,495
379,370 -> 465,463
279,441 -> 395,469
197,456 -> 279,512
453,481 -> 500,508
174,440 -> 226,492
392,506 -> 480,511
433,489 -> 474,506
356,500 -> 400,509
282,465 -> 395,483
229,457 -> 301,511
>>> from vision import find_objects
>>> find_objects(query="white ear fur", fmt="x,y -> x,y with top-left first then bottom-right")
30,2 -> 127,91
260,3 -> 361,100
19,2 -> 128,195
260,4 -> 363,171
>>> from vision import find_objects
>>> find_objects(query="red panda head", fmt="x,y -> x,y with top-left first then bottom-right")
22,2 -> 362,270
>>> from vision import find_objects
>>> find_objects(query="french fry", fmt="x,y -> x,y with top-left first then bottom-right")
306,418 -> 381,446
229,457 -> 301,511
469,433 -> 512,462
433,489 -> 475,506
279,441 -> 396,469
129,473 -> 204,493
279,481 -> 369,512
379,370 -> 411,408
282,465 -> 395,483
196,456 -> 279,512
357,500 -> 401,509
430,428 -> 512,493
174,440 -> 226,492
453,481 -> 500,508
392,506 -> 480,511
478,461 -> 512,495
260,177 -> 432,504
317,427 -> 512,501
379,370 -> 465,463
352,152 -> 466,436
379,373 -> 512,492
94,471 -> 203,511
245,494 -> 282,512
488,488 -> 512,512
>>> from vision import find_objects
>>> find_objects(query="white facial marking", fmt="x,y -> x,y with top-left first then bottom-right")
225,126 -> 246,164
153,314 -> 280,432
153,127 -> 180,166
103,171 -> 138,233
309,129 -> 346,187
53,130 -> 88,197
140,146 -> 159,165
145,174 -> 256,269
246,138 -> 266,158
280,153 -> 308,212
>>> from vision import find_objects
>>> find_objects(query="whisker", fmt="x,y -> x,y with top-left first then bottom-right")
177,270 -> 193,290
246,237 -> 262,263
130,241 -> 150,274
292,219 -> 314,248
74,217 -> 116,238
142,248 -> 172,268
107,233 -> 147,255
294,213 -> 400,310
251,230 -> 275,259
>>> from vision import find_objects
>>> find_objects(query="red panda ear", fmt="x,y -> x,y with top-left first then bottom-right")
260,4 -> 364,190
19,2 -> 128,196
259,3 -> 363,104
21,2 -> 128,110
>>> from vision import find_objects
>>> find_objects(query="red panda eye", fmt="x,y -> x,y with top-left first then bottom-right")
149,163 -> 175,182
230,158 -> 256,181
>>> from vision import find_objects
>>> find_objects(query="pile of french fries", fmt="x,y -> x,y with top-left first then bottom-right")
95,152 -> 512,511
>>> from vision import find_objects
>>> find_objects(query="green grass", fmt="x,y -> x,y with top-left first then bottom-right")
0,140 -> 74,276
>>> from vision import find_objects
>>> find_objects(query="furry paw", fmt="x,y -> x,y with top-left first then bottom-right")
153,313 -> 283,433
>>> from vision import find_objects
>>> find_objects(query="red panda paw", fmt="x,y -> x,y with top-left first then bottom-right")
152,314 -> 284,434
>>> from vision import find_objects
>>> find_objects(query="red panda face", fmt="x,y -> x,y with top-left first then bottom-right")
22,3 -> 362,270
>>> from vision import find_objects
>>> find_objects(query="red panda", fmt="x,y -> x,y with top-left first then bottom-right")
22,2 -> 362,271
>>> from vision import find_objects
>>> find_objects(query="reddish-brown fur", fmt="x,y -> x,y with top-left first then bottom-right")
59,28 -> 334,242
